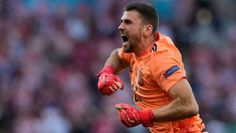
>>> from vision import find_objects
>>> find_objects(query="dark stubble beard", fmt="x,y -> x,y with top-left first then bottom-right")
123,33 -> 142,53
123,44 -> 133,53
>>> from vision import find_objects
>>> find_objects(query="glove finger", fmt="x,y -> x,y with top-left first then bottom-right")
99,75 -> 106,82
115,106 -> 138,127
114,81 -> 123,90
98,75 -> 117,95
99,87 -> 112,95
98,76 -> 117,89
114,103 -> 129,110
114,77 -> 124,90
120,104 -> 129,110
116,108 -> 126,120
99,74 -> 123,90
108,86 -> 116,93
117,103 -> 130,110
111,84 -> 120,91
102,87 -> 115,95
120,111 -> 134,127
114,104 -> 123,111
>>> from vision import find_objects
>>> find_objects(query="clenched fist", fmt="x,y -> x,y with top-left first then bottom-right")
97,66 -> 124,95
115,103 -> 155,127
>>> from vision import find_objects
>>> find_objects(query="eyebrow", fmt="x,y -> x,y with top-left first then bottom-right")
120,18 -> 132,23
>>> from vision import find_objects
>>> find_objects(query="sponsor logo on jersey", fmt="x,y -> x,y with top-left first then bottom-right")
163,65 -> 180,78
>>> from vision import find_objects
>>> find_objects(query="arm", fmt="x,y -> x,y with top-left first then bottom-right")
103,48 -> 129,74
97,48 -> 129,95
114,78 -> 199,127
152,78 -> 199,122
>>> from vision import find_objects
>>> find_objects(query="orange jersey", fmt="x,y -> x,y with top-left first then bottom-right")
118,33 -> 205,133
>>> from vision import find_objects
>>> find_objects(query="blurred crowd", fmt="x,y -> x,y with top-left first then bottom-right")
0,0 -> 235,133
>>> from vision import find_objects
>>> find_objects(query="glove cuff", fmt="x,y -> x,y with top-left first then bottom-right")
139,109 -> 156,127
97,66 -> 115,76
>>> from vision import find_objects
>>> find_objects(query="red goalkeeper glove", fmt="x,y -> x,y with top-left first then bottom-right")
114,103 -> 156,127
97,66 -> 124,95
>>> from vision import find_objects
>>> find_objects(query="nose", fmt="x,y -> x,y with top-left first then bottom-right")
118,23 -> 124,31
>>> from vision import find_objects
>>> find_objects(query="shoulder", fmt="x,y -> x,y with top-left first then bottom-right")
151,33 -> 178,58
158,33 -> 175,46
117,48 -> 134,63
150,33 -> 183,69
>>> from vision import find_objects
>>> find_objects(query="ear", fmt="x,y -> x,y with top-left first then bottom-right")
143,24 -> 153,37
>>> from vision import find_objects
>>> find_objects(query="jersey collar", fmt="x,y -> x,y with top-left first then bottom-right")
135,32 -> 160,59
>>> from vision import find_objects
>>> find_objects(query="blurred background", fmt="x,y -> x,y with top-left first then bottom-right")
0,0 -> 235,133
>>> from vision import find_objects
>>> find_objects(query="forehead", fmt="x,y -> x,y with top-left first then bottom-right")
121,10 -> 142,21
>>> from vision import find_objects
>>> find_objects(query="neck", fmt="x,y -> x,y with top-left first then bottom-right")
134,35 -> 155,57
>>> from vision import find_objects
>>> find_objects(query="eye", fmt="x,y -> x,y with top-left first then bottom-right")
124,19 -> 131,24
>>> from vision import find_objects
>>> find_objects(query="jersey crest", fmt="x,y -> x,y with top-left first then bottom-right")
137,69 -> 144,86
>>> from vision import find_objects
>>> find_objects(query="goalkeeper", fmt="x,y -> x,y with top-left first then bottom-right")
97,2 -> 206,133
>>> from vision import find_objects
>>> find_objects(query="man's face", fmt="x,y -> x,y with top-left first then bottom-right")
118,11 -> 143,53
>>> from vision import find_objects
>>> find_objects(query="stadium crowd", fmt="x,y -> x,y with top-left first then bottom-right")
0,0 -> 235,133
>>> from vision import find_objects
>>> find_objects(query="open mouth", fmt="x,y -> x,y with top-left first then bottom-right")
121,35 -> 128,42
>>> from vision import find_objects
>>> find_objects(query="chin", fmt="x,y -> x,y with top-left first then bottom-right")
123,45 -> 133,53
123,49 -> 133,53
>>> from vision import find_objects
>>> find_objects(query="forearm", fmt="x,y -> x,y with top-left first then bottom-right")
152,79 -> 199,122
97,48 -> 128,95
152,98 -> 198,122
104,48 -> 129,74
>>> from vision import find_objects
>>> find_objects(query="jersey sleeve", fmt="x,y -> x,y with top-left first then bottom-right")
151,45 -> 187,92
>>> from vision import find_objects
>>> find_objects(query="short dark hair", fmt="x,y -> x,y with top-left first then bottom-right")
124,2 -> 159,34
